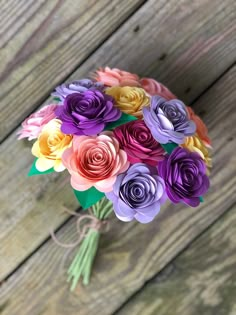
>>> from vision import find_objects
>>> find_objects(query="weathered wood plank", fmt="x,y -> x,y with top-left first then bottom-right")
1,0 -> 236,280
0,66 -> 235,315
116,204 -> 236,315
72,0 -> 236,104
0,0 -> 145,141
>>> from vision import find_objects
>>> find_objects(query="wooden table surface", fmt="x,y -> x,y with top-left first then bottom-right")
0,1 -> 236,314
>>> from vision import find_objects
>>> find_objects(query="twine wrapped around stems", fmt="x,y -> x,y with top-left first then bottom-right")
51,198 -> 113,290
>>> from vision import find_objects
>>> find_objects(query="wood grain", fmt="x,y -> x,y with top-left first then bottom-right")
0,0 -> 236,280
116,204 -> 236,315
0,0 -> 145,141
1,66 -> 235,315
65,0 -> 236,105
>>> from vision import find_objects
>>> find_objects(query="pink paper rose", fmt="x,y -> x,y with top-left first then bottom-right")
17,104 -> 58,140
114,120 -> 165,166
140,78 -> 176,100
94,67 -> 140,87
62,131 -> 130,193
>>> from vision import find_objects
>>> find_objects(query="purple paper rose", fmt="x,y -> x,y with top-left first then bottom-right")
106,163 -> 166,223
52,79 -> 104,102
158,147 -> 209,207
56,91 -> 121,135
143,96 -> 196,144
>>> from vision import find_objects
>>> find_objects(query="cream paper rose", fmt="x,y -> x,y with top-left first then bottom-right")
32,119 -> 72,172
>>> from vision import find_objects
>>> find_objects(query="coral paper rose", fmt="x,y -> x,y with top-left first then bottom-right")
32,119 -> 72,172
56,91 -> 121,136
158,147 -> 210,207
62,131 -> 130,193
140,78 -> 176,100
187,106 -> 211,146
105,86 -> 150,118
143,96 -> 196,144
106,163 -> 166,223
94,67 -> 140,87
17,104 -> 58,140
114,120 -> 165,166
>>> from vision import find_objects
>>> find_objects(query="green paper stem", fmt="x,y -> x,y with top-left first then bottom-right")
67,198 -> 113,290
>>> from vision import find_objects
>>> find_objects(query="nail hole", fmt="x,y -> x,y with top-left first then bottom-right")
227,136 -> 233,142
185,87 -> 191,94
133,25 -> 140,33
159,53 -> 167,61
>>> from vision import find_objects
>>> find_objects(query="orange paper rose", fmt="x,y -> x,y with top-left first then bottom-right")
32,119 -> 72,172
105,86 -> 150,118
187,106 -> 211,146
94,67 -> 140,87
62,131 -> 130,192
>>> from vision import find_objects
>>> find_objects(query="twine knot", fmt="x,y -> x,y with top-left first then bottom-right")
51,207 -> 109,249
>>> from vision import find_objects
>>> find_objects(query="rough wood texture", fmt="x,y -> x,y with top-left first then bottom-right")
0,0 -> 145,141
68,0 -> 236,105
1,66 -> 235,315
117,205 -> 236,315
1,0 -> 236,281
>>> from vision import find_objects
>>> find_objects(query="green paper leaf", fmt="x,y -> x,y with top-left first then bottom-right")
73,187 -> 105,210
161,142 -> 179,154
199,196 -> 204,202
53,97 -> 61,102
28,158 -> 54,176
105,112 -> 137,131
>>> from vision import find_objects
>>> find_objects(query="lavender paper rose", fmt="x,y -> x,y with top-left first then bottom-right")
143,96 -> 196,144
56,91 -> 121,135
106,163 -> 166,223
52,79 -> 104,103
158,147 -> 209,207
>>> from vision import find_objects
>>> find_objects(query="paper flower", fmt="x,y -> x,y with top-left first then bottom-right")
140,78 -> 176,100
17,104 -> 58,140
106,163 -> 166,223
56,91 -> 121,136
105,86 -> 150,118
143,96 -> 196,144
62,131 -> 130,193
187,106 -> 211,147
181,134 -> 212,169
114,120 -> 165,166
158,147 -> 210,207
32,119 -> 72,172
94,67 -> 140,87
52,79 -> 104,103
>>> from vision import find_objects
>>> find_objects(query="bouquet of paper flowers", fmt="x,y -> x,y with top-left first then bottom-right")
18,67 -> 212,290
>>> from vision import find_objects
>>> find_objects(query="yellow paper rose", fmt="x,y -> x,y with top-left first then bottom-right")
105,86 -> 150,118
181,134 -> 212,170
32,119 -> 72,172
